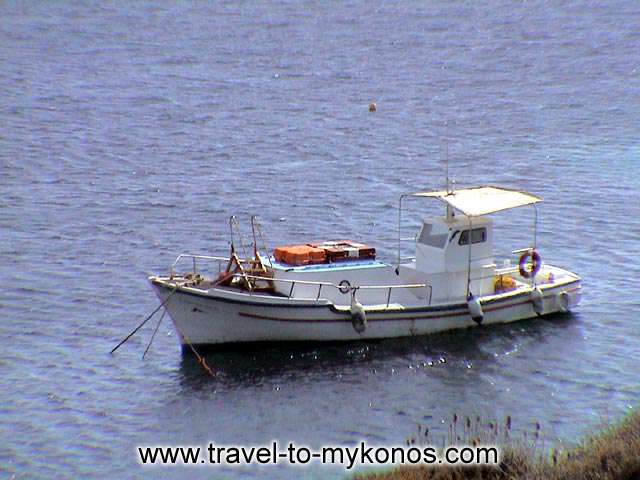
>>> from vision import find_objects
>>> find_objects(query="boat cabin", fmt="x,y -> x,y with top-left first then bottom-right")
403,214 -> 495,302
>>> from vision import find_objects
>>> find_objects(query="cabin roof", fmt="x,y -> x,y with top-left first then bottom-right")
410,186 -> 542,217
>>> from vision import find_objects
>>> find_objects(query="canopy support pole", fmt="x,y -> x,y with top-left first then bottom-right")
532,203 -> 539,288
397,194 -> 407,267
466,216 -> 472,298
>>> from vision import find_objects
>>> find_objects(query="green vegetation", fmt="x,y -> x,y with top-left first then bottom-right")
354,409 -> 640,480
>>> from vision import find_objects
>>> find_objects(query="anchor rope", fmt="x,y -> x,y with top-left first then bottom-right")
175,325 -> 216,377
110,285 -> 178,354
141,307 -> 167,360
113,282 -> 215,377
157,287 -> 216,377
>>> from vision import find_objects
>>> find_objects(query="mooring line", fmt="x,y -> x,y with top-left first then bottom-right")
141,307 -> 167,360
112,283 -> 215,377
111,286 -> 177,354
177,326 -> 216,377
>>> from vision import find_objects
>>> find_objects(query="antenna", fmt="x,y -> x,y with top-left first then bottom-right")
445,143 -> 450,194
445,142 -> 454,219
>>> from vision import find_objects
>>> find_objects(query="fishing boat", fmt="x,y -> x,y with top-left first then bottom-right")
149,185 -> 581,348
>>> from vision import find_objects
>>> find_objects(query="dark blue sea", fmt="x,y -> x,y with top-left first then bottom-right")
1,1 -> 639,478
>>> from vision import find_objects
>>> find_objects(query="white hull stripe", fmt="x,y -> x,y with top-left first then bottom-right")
237,298 -> 539,323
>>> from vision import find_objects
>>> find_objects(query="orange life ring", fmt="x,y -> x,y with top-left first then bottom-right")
519,250 -> 541,278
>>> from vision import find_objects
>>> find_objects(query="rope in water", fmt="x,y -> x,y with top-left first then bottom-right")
110,286 -> 178,354
172,322 -> 216,377
112,282 -> 215,377
186,342 -> 216,377
141,307 -> 167,360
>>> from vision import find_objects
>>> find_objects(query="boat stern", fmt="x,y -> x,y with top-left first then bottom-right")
530,264 -> 582,314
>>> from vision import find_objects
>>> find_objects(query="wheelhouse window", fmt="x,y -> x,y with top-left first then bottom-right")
458,227 -> 487,245
417,223 -> 448,249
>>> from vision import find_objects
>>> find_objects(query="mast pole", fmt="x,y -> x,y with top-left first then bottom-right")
445,143 -> 453,219
445,143 -> 450,194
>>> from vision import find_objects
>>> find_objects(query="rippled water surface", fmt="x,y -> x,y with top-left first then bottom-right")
2,1 -> 640,479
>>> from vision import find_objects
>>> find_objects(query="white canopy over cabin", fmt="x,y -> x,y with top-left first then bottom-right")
409,186 -> 542,217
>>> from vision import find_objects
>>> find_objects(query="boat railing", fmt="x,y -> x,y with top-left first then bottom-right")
469,262 -> 540,289
170,253 -> 252,277
398,256 -> 416,263
228,273 -> 433,307
170,253 -> 433,307
469,267 -> 512,284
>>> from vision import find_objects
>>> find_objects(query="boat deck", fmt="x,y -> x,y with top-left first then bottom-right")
269,258 -> 387,272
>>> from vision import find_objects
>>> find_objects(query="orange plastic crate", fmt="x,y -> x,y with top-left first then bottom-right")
273,245 -> 327,266
308,240 -> 376,262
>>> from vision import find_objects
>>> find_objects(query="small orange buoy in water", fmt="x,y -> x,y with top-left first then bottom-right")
369,102 -> 377,112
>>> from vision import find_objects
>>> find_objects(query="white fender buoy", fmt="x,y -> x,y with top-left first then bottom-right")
557,291 -> 570,313
350,293 -> 367,333
467,294 -> 484,325
531,287 -> 544,315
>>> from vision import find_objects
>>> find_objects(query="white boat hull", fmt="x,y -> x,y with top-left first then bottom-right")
150,275 -> 581,347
